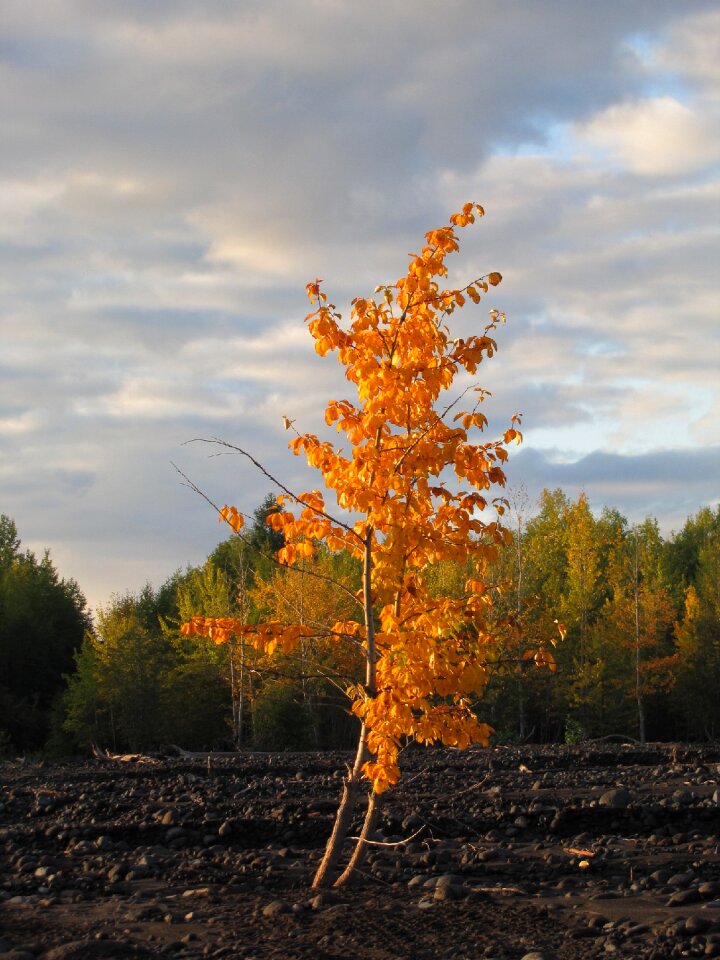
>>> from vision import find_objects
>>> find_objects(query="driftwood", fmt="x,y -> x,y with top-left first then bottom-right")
91,744 -> 161,765
90,744 -> 247,771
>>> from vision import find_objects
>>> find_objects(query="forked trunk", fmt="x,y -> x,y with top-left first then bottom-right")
311,723 -> 368,888
312,530 -> 377,889
333,790 -> 380,887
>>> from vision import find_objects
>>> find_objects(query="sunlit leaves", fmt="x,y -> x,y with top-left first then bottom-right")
186,204 -> 541,797
524,648 -> 557,672
219,505 -> 244,534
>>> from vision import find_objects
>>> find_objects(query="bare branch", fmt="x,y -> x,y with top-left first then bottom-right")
347,825 -> 425,847
184,437 -> 360,540
172,461 -> 363,610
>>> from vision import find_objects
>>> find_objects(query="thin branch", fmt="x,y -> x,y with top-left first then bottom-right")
254,573 -> 365,633
185,437 -> 360,540
266,563 -> 364,612
347,825 -> 425,847
172,460 -> 225,516
172,461 -> 363,610
390,382 -> 473,478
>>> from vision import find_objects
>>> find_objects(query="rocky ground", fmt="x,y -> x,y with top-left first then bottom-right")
3,743 -> 720,959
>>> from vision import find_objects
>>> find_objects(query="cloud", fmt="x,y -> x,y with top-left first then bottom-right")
1,0 -> 718,610
578,96 -> 720,175
507,446 -> 720,533
655,8 -> 720,90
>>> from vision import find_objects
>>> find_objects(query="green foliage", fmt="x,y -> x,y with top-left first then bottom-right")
252,680 -> 314,751
23,494 -> 720,753
0,515 -> 89,751
672,514 -> 720,738
210,493 -> 284,589
61,584 -> 234,752
160,656 -> 230,749
564,717 -> 586,745
664,506 -> 720,603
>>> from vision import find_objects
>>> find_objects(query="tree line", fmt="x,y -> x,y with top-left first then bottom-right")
0,491 -> 718,757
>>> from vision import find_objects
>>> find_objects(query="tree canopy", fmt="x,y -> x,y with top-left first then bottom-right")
0,515 -> 89,752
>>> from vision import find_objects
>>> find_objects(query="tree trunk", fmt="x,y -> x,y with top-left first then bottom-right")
311,724 -> 369,888
334,790 -> 381,887
312,529 -> 377,889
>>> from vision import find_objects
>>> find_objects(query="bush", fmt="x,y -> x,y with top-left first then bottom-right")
564,717 -> 586,744
252,681 -> 314,751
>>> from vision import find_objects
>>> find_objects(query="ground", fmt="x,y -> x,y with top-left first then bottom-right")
2,743 -> 720,959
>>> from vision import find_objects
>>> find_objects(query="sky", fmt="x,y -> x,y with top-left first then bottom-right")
2,0 -> 719,614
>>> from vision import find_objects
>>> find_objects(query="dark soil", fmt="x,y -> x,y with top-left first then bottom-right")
3,743 -> 720,959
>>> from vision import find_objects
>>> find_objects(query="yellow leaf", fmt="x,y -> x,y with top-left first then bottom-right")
219,505 -> 244,533
534,649 -> 556,672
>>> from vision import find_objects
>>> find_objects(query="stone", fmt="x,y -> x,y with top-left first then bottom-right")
699,882 -> 720,898
433,874 -> 465,901
667,888 -> 702,907
598,788 -> 631,809
261,899 -> 291,917
685,915 -> 711,934
668,871 -> 695,888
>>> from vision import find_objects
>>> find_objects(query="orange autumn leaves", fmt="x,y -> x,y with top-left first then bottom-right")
183,203 -> 543,793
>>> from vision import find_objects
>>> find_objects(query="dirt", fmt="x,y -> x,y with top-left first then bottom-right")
3,743 -> 720,959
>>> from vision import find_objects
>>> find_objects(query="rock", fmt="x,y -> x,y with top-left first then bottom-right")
309,891 -> 339,909
106,863 -> 128,883
668,871 -> 695,888
699,882 -> 720,898
261,899 -> 291,917
667,888 -> 702,906
434,874 -> 464,901
598,788 -> 631,809
672,789 -> 694,805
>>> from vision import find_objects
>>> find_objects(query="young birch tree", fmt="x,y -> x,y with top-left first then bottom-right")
183,204 -> 543,887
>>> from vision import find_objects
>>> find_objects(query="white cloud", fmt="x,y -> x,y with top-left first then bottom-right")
655,9 -> 720,90
578,96 -> 720,175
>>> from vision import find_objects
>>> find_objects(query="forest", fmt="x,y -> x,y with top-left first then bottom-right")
1,489 -> 718,758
